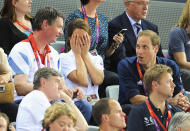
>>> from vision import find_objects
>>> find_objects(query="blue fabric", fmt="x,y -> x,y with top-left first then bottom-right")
64,9 -> 108,60
127,98 -> 181,131
8,57 -> 24,74
19,52 -> 30,65
75,100 -> 92,123
168,27 -> 190,62
118,56 -> 184,105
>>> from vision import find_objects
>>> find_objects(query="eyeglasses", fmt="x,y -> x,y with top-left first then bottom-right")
130,1 -> 149,6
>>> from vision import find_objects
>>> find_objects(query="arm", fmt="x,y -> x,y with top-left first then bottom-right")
118,58 -> 144,105
106,34 -> 124,57
130,95 -> 148,106
60,91 -> 88,131
14,74 -> 33,96
81,33 -> 104,85
173,52 -> 190,69
0,48 -> 12,83
67,30 -> 89,86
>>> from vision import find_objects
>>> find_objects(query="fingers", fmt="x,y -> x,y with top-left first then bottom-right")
113,34 -> 124,45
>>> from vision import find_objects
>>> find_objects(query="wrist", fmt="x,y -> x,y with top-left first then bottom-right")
111,43 -> 119,50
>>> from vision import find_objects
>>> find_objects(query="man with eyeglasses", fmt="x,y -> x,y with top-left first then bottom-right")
104,0 -> 164,73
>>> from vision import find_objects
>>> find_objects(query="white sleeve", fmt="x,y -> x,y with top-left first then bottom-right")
94,55 -> 104,72
8,44 -> 31,76
58,53 -> 76,77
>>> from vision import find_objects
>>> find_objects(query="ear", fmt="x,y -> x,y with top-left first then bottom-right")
40,77 -> 47,88
101,114 -> 109,123
154,45 -> 159,54
12,0 -> 16,6
152,81 -> 158,91
41,20 -> 49,30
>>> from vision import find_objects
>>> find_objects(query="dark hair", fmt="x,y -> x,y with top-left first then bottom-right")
80,0 -> 90,5
65,18 -> 91,52
92,98 -> 112,126
32,7 -> 64,31
0,0 -> 31,22
33,67 -> 62,90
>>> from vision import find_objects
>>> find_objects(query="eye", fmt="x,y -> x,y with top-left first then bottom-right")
143,45 -> 147,49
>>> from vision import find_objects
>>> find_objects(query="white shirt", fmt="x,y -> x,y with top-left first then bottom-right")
8,41 -> 59,101
59,51 -> 104,104
126,12 -> 142,37
16,90 -> 51,131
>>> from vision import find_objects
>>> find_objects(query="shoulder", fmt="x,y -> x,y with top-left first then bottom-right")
170,27 -> 186,37
130,102 -> 147,115
66,9 -> 82,21
10,41 -> 31,52
119,56 -> 137,67
142,19 -> 157,29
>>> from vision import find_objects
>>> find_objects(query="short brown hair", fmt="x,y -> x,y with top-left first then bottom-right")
42,102 -> 77,130
138,30 -> 160,47
143,64 -> 173,94
92,98 -> 113,126
65,18 -> 91,52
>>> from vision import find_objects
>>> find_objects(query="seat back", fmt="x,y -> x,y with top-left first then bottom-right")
88,125 -> 99,131
106,85 -> 119,100
50,41 -> 65,54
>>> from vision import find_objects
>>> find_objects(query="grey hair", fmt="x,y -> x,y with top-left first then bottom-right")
168,112 -> 190,131
33,67 -> 62,90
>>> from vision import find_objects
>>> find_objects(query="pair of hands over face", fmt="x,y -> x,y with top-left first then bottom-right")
70,29 -> 91,56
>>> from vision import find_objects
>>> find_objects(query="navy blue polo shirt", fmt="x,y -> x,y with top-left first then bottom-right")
127,98 -> 181,131
118,56 -> 184,105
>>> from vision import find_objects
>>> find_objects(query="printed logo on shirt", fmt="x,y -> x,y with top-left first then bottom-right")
144,116 -> 154,127
137,80 -> 143,86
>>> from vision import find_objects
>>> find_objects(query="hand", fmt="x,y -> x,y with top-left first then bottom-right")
73,87 -> 84,100
0,75 -> 8,84
60,90 -> 72,103
63,87 -> 73,98
9,125 -> 16,131
112,33 -> 124,48
81,33 -> 91,57
168,89 -> 190,111
70,33 -> 82,55
72,28 -> 89,47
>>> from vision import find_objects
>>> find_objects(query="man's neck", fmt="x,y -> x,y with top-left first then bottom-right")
142,57 -> 157,70
33,31 -> 47,54
99,124 -> 119,131
149,93 -> 166,115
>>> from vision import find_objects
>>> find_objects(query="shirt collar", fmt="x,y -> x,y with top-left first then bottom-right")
28,33 -> 51,55
125,12 -> 141,26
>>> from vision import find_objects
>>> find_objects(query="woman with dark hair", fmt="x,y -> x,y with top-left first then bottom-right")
59,18 -> 104,105
64,0 -> 124,98
0,0 -> 33,54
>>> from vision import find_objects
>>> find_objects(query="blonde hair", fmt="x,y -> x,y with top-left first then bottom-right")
42,102 -> 77,129
143,64 -> 173,94
138,30 -> 160,47
175,0 -> 190,28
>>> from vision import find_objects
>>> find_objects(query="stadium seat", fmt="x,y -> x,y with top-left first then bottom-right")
88,125 -> 99,131
105,85 -> 119,100
186,91 -> 190,101
50,41 -> 65,54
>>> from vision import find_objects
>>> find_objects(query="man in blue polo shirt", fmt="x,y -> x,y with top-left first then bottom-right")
128,64 -> 182,131
118,30 -> 190,111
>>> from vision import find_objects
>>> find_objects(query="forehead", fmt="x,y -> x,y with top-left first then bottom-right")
134,0 -> 149,2
109,100 -> 122,111
160,72 -> 172,80
49,76 -> 61,81
137,35 -> 152,46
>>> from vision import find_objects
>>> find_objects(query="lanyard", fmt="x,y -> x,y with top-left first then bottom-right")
28,34 -> 50,69
136,59 -> 148,96
16,20 -> 33,33
145,99 -> 172,131
81,6 -> 99,45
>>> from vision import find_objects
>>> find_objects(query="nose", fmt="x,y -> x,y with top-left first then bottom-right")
171,81 -> 176,89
